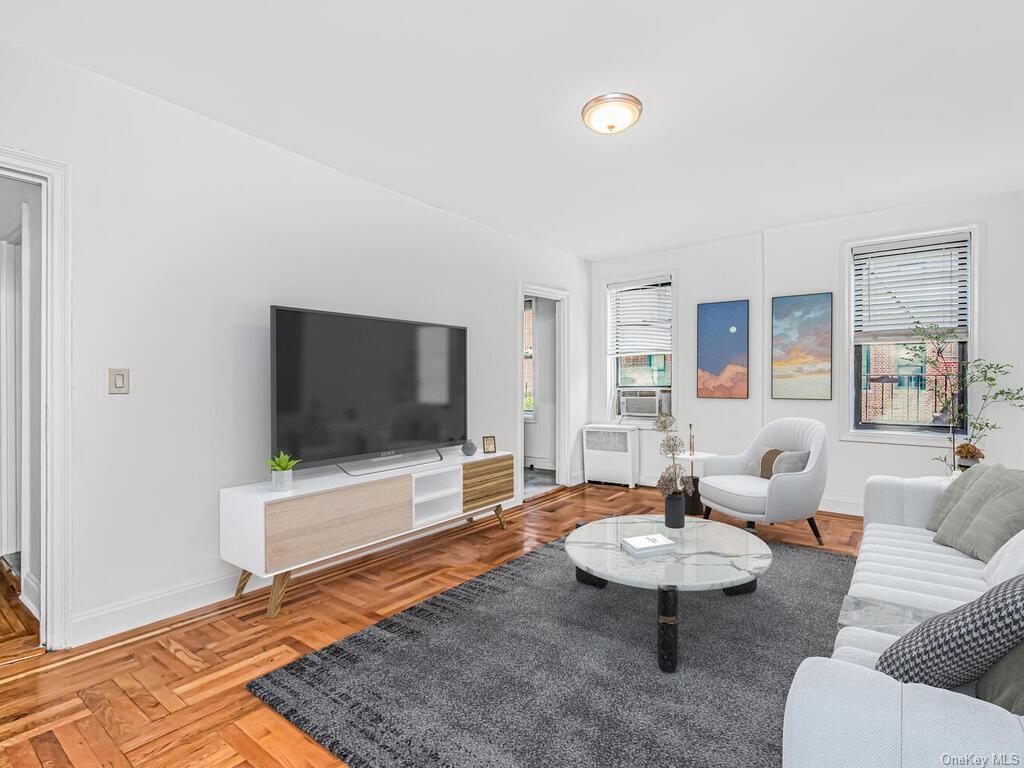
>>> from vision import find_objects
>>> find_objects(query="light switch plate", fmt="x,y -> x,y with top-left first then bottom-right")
108,368 -> 129,394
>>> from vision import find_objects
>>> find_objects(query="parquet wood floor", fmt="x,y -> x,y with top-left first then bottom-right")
0,484 -> 862,767
0,566 -> 41,668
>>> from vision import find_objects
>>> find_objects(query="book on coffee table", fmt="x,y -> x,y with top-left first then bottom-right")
622,533 -> 675,559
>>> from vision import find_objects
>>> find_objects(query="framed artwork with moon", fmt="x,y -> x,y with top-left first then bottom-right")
697,300 -> 749,399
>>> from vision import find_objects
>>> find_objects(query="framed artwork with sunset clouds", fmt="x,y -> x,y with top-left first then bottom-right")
771,292 -> 832,400
697,300 -> 749,399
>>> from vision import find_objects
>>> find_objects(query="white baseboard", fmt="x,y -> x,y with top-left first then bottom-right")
820,494 -> 864,517
70,571 -> 241,646
567,471 -> 584,487
524,456 -> 555,471
20,572 -> 40,619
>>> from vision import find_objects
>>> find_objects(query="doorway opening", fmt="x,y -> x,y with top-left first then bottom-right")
0,174 -> 43,664
518,285 -> 570,502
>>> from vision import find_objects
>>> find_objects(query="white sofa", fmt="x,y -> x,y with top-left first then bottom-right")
783,475 -> 1024,768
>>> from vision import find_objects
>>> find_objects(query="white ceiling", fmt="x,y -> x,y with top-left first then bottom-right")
2,1 -> 1024,259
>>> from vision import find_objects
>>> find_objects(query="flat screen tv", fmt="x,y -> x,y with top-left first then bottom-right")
271,306 -> 467,467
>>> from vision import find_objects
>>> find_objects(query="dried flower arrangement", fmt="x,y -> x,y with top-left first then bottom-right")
653,413 -> 695,497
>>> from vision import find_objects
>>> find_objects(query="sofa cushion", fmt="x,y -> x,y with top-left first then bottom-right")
928,463 -> 994,532
848,523 -> 988,615
954,468 -> 1024,562
832,626 -> 900,668
933,465 -> 1022,556
875,574 -> 1024,688
698,474 -> 768,516
977,640 -> 1024,715
985,528 -> 1024,587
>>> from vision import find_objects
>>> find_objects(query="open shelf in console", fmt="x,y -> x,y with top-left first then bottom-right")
412,466 -> 462,528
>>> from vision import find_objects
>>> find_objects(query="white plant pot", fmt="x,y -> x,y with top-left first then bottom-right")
271,469 -> 293,491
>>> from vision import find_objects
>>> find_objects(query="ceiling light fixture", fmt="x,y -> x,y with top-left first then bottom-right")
581,93 -> 643,135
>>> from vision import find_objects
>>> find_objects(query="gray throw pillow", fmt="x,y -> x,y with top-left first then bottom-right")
927,463 -> 995,532
977,639 -> 1024,715
772,450 -> 810,476
934,465 -> 1007,550
875,574 -> 1024,688
955,469 -> 1024,562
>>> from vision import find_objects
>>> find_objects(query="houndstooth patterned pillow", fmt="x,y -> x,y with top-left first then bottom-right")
875,574 -> 1024,688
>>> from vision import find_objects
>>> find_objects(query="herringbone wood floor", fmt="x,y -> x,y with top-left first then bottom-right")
0,484 -> 862,767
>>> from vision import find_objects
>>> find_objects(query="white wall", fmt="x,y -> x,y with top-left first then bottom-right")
591,192 -> 1024,511
524,297 -> 556,469
0,42 -> 591,645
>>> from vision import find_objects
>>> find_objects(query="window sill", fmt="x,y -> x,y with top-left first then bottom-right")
841,429 -> 951,448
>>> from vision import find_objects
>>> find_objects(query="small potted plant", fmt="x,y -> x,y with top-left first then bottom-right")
266,451 -> 301,491
954,442 -> 984,471
653,414 -> 695,529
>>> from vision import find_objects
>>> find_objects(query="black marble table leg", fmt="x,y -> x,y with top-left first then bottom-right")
575,568 -> 608,588
573,520 -> 608,588
657,586 -> 678,673
723,579 -> 757,596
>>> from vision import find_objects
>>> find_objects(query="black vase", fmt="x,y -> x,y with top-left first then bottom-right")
665,494 -> 685,529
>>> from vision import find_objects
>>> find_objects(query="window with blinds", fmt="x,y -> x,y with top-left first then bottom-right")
607,277 -> 672,415
852,232 -> 970,433
607,279 -> 673,356
853,232 -> 970,343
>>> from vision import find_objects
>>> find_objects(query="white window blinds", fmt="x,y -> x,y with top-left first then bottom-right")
607,278 -> 672,356
852,232 -> 970,343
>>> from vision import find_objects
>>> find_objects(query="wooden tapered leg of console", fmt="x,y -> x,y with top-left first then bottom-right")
266,571 -> 292,617
233,570 -> 252,599
492,504 -> 508,530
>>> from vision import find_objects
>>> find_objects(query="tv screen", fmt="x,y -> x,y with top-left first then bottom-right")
271,307 -> 467,466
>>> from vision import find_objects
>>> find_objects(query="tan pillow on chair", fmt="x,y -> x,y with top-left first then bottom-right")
759,449 -> 783,479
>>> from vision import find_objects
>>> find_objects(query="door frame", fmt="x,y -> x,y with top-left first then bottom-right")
0,146 -> 72,649
515,283 -> 570,500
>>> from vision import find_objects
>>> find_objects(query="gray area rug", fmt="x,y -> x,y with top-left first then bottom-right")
248,536 -> 854,768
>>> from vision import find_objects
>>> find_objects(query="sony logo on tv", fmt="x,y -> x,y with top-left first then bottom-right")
378,450 -> 399,457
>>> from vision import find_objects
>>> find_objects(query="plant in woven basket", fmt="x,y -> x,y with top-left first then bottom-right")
653,414 -> 695,497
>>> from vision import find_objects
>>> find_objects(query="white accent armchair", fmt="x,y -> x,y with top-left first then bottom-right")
699,417 -> 828,544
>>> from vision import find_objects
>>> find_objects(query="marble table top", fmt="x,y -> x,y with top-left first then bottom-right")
565,515 -> 773,591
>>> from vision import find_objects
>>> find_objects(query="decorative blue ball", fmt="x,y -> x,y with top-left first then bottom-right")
462,439 -> 477,456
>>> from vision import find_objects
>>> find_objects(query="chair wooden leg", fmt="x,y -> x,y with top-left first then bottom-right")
807,516 -> 824,546
746,521 -> 756,531
493,504 -> 508,530
233,570 -> 252,599
267,571 -> 291,617
702,506 -> 712,520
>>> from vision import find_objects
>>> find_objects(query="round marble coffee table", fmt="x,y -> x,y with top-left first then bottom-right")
565,515 -> 773,673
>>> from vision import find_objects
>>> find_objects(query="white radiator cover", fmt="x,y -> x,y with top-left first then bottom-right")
583,423 -> 640,488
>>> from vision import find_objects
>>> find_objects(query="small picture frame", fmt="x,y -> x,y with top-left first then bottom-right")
482,435 -> 497,454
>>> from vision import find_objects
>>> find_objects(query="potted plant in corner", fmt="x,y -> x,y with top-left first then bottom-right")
653,413 -> 695,529
912,322 -> 1024,473
266,451 -> 301,491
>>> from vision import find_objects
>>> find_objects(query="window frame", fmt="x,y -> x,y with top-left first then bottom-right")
606,276 -> 674,421
842,227 -> 977,447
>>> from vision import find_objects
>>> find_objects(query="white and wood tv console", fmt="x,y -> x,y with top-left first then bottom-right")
219,450 -> 515,616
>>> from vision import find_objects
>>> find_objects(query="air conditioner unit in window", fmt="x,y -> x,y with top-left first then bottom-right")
619,390 -> 661,418
583,423 -> 640,488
